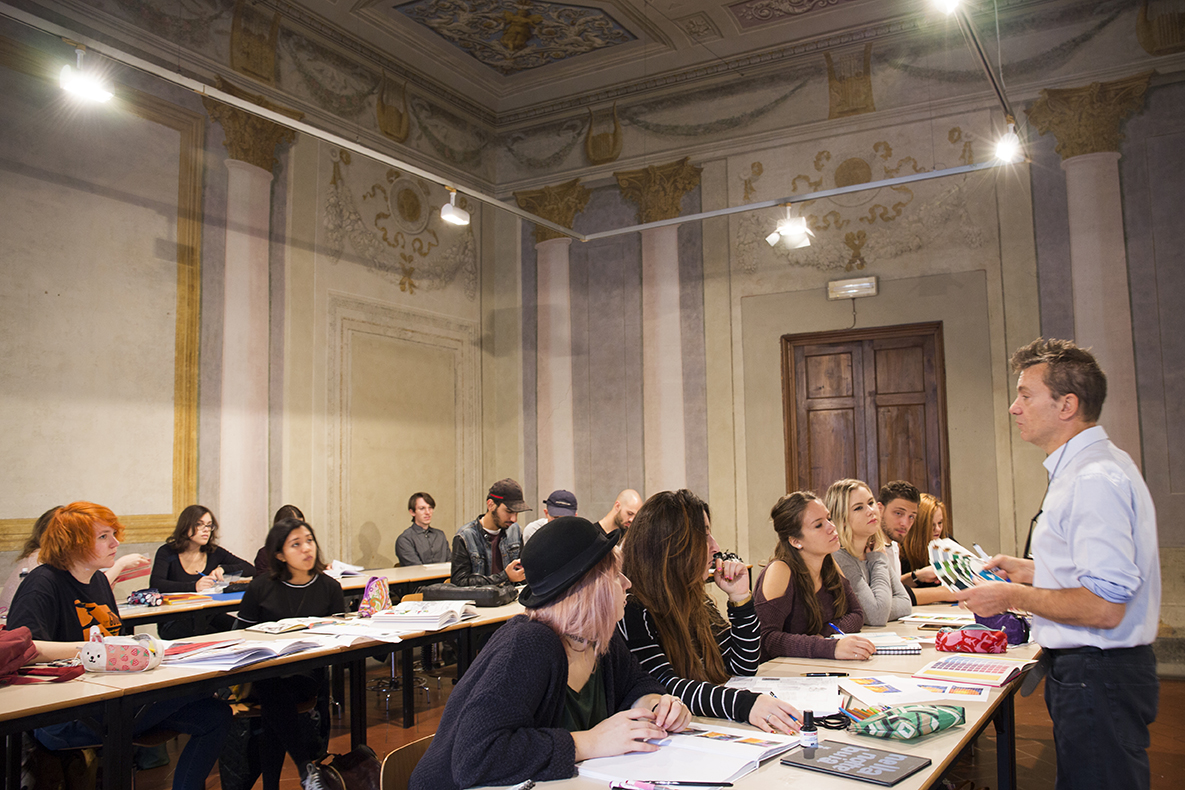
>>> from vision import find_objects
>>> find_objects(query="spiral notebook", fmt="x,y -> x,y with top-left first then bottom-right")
829,632 -> 922,655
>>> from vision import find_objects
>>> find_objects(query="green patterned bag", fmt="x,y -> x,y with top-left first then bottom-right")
852,704 -> 965,740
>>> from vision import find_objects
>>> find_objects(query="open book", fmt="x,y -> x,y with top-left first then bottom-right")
161,637 -> 324,671
244,617 -> 342,634
371,600 -> 478,630
578,723 -> 798,785
913,654 -> 1038,687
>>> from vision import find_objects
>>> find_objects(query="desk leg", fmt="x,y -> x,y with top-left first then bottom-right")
331,665 -> 345,717
993,692 -> 1017,790
401,648 -> 415,729
456,629 -> 472,679
4,733 -> 20,790
102,699 -> 133,790
348,659 -> 368,750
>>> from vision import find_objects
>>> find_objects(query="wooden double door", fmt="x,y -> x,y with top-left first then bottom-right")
781,322 -> 950,504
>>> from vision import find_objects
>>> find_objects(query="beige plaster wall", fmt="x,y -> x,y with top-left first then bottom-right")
279,138 -> 485,565
0,68 -> 180,521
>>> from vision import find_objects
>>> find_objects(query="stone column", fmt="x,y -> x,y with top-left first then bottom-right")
616,158 -> 702,494
514,179 -> 590,505
203,80 -> 300,558
1027,71 -> 1152,466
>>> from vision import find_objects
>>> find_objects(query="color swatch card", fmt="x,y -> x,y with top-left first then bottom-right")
929,538 -> 1008,591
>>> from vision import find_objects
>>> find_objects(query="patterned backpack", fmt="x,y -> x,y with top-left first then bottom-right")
356,576 -> 391,617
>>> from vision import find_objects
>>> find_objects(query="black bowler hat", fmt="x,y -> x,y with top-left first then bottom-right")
518,516 -> 619,609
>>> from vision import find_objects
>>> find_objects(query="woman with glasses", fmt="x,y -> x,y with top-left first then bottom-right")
150,504 -> 254,638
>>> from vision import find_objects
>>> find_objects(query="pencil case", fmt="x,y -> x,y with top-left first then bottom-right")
935,623 -> 1007,654
852,704 -> 965,740
79,633 -> 164,673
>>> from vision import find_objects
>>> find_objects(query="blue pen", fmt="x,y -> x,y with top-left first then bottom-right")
828,622 -> 846,636
765,691 -> 798,721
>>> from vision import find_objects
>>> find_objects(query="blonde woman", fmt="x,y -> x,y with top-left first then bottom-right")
826,479 -> 912,626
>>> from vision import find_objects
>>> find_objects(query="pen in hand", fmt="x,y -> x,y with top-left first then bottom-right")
828,622 -> 846,636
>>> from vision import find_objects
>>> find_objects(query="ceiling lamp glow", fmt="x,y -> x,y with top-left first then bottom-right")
766,206 -> 814,249
440,188 -> 470,226
60,47 -> 112,102
995,119 -> 1022,163
934,0 -> 961,14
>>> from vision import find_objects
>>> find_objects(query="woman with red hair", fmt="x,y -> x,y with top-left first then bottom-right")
8,502 -> 231,790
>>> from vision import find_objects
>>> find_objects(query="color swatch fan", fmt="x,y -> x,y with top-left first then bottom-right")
928,538 -> 1007,591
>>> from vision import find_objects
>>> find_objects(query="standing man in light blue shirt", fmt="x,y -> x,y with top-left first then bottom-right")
956,338 -> 1160,790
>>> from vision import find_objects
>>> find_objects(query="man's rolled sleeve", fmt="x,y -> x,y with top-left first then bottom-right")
1067,470 -> 1142,605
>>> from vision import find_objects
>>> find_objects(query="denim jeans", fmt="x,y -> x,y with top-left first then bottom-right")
35,693 -> 232,790
1044,644 -> 1159,790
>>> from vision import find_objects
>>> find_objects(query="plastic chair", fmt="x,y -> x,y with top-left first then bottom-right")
379,735 -> 433,790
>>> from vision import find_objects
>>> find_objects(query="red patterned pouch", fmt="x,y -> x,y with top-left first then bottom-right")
935,624 -> 1007,654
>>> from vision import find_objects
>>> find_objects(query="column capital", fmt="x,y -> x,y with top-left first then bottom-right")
615,157 -> 702,224
514,178 -> 590,243
1025,71 -> 1153,160
203,76 -> 304,172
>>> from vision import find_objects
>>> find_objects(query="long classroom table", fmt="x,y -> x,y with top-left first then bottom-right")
477,605 -> 1040,790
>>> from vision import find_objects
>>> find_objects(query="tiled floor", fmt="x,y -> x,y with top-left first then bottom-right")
128,663 -> 1185,790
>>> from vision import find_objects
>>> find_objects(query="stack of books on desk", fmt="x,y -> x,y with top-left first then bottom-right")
371,600 -> 478,630
162,637 -> 323,670
913,654 -> 1039,687
245,617 -> 342,634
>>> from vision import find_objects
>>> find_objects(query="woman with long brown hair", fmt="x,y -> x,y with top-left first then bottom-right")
898,493 -> 957,604
755,491 -> 875,660
619,490 -> 802,734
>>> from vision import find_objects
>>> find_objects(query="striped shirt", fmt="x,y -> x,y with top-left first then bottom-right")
617,596 -> 762,724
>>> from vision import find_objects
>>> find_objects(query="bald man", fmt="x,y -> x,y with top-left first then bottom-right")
598,489 -> 642,536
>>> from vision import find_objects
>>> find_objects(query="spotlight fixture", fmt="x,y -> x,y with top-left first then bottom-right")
934,0 -> 961,14
995,116 -> 1022,163
440,188 -> 470,226
60,46 -> 113,102
765,205 -> 814,249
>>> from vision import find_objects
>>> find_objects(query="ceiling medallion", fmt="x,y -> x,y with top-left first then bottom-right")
396,0 -> 635,75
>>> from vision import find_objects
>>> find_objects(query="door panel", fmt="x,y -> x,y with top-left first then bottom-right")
782,323 -> 950,507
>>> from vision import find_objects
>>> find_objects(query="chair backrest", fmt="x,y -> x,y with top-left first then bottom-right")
400,593 -> 423,603
380,735 -> 433,790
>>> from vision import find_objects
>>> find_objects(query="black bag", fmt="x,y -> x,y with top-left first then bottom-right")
418,582 -> 518,607
305,745 -> 380,790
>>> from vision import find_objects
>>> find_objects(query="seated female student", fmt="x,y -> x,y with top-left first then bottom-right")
255,504 -> 304,574
1,505 -> 149,617
826,479 -> 912,626
235,518 -> 345,789
618,489 -> 801,734
754,491 -> 876,660
7,502 -> 231,790
898,493 -> 957,604
150,504 -> 255,638
411,516 -> 691,790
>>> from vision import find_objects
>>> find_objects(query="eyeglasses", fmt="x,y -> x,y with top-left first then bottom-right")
194,523 -> 214,532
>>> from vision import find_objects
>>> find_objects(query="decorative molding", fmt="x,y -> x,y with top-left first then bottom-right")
615,157 -> 703,224
230,0 -> 280,85
1138,0 -> 1185,57
513,178 -> 590,243
0,33 -> 204,549
377,74 -> 410,143
1026,71 -> 1155,159
676,12 -> 721,44
826,44 -> 875,119
326,294 -> 481,562
202,76 -> 304,171
584,102 -> 622,165
729,0 -> 858,29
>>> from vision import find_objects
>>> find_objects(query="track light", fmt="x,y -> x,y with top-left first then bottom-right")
60,47 -> 112,102
996,117 -> 1022,163
440,188 -> 470,226
766,205 -> 814,249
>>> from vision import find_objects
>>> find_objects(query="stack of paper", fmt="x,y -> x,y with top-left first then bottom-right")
725,676 -> 841,716
162,637 -> 324,671
371,600 -> 477,630
900,611 -> 975,628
